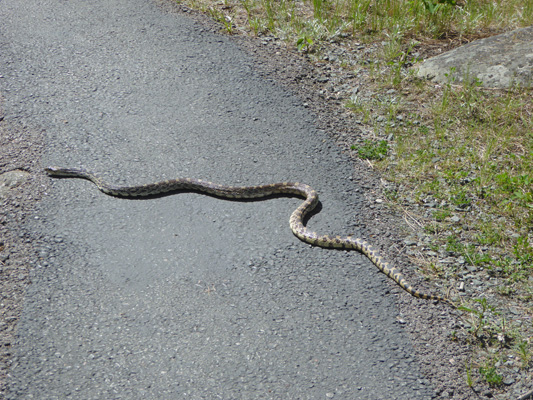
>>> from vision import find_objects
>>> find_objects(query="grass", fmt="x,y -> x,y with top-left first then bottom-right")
174,0 -> 532,393
381,71 -> 532,388
351,139 -> 389,160
178,0 -> 532,49
479,361 -> 503,387
385,79 -> 532,281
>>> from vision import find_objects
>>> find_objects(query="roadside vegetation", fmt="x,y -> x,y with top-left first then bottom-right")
175,0 -> 531,395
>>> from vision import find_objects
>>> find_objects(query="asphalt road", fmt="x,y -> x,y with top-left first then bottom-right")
1,0 -> 434,398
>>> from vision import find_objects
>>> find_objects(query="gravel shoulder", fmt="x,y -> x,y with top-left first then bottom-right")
0,107 -> 46,394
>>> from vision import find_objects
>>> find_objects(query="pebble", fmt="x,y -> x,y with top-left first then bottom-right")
503,377 -> 515,386
439,257 -> 455,264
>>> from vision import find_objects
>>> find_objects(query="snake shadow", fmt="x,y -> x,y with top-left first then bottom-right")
131,189 -> 323,228
59,179 -> 324,228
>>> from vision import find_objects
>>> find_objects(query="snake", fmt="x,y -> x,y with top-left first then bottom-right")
45,166 -> 454,307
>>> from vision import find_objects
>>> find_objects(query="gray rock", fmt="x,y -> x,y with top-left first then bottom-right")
503,377 -> 516,386
416,26 -> 533,88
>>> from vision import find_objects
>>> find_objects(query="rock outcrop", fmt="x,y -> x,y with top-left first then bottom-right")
416,26 -> 533,89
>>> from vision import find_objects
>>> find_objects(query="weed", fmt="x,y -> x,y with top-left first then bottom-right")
207,6 -> 234,33
424,223 -> 440,235
479,362 -> 503,387
351,140 -> 389,160
446,234 -> 463,253
345,96 -> 371,123
474,225 -> 505,247
458,297 -> 497,339
386,45 -> 416,87
296,35 -> 313,53
421,0 -> 456,16
465,360 -> 474,387
514,236 -> 533,264
496,285 -> 515,296
312,0 -> 324,22
451,190 -> 471,209
450,330 -> 457,341
383,188 -> 399,202
248,17 -> 264,35
515,340 -> 532,369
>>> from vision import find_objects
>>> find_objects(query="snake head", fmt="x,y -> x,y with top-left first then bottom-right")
44,166 -> 62,174
44,166 -> 87,177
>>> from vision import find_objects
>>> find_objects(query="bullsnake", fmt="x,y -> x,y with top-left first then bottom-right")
45,166 -> 454,307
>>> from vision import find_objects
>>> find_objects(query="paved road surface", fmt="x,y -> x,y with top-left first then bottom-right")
0,0 -> 433,398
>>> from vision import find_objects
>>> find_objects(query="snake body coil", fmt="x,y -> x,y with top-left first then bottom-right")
45,166 -> 454,307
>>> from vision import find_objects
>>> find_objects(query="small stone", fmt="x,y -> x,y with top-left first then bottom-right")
439,257 -> 455,264
503,377 -> 515,386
